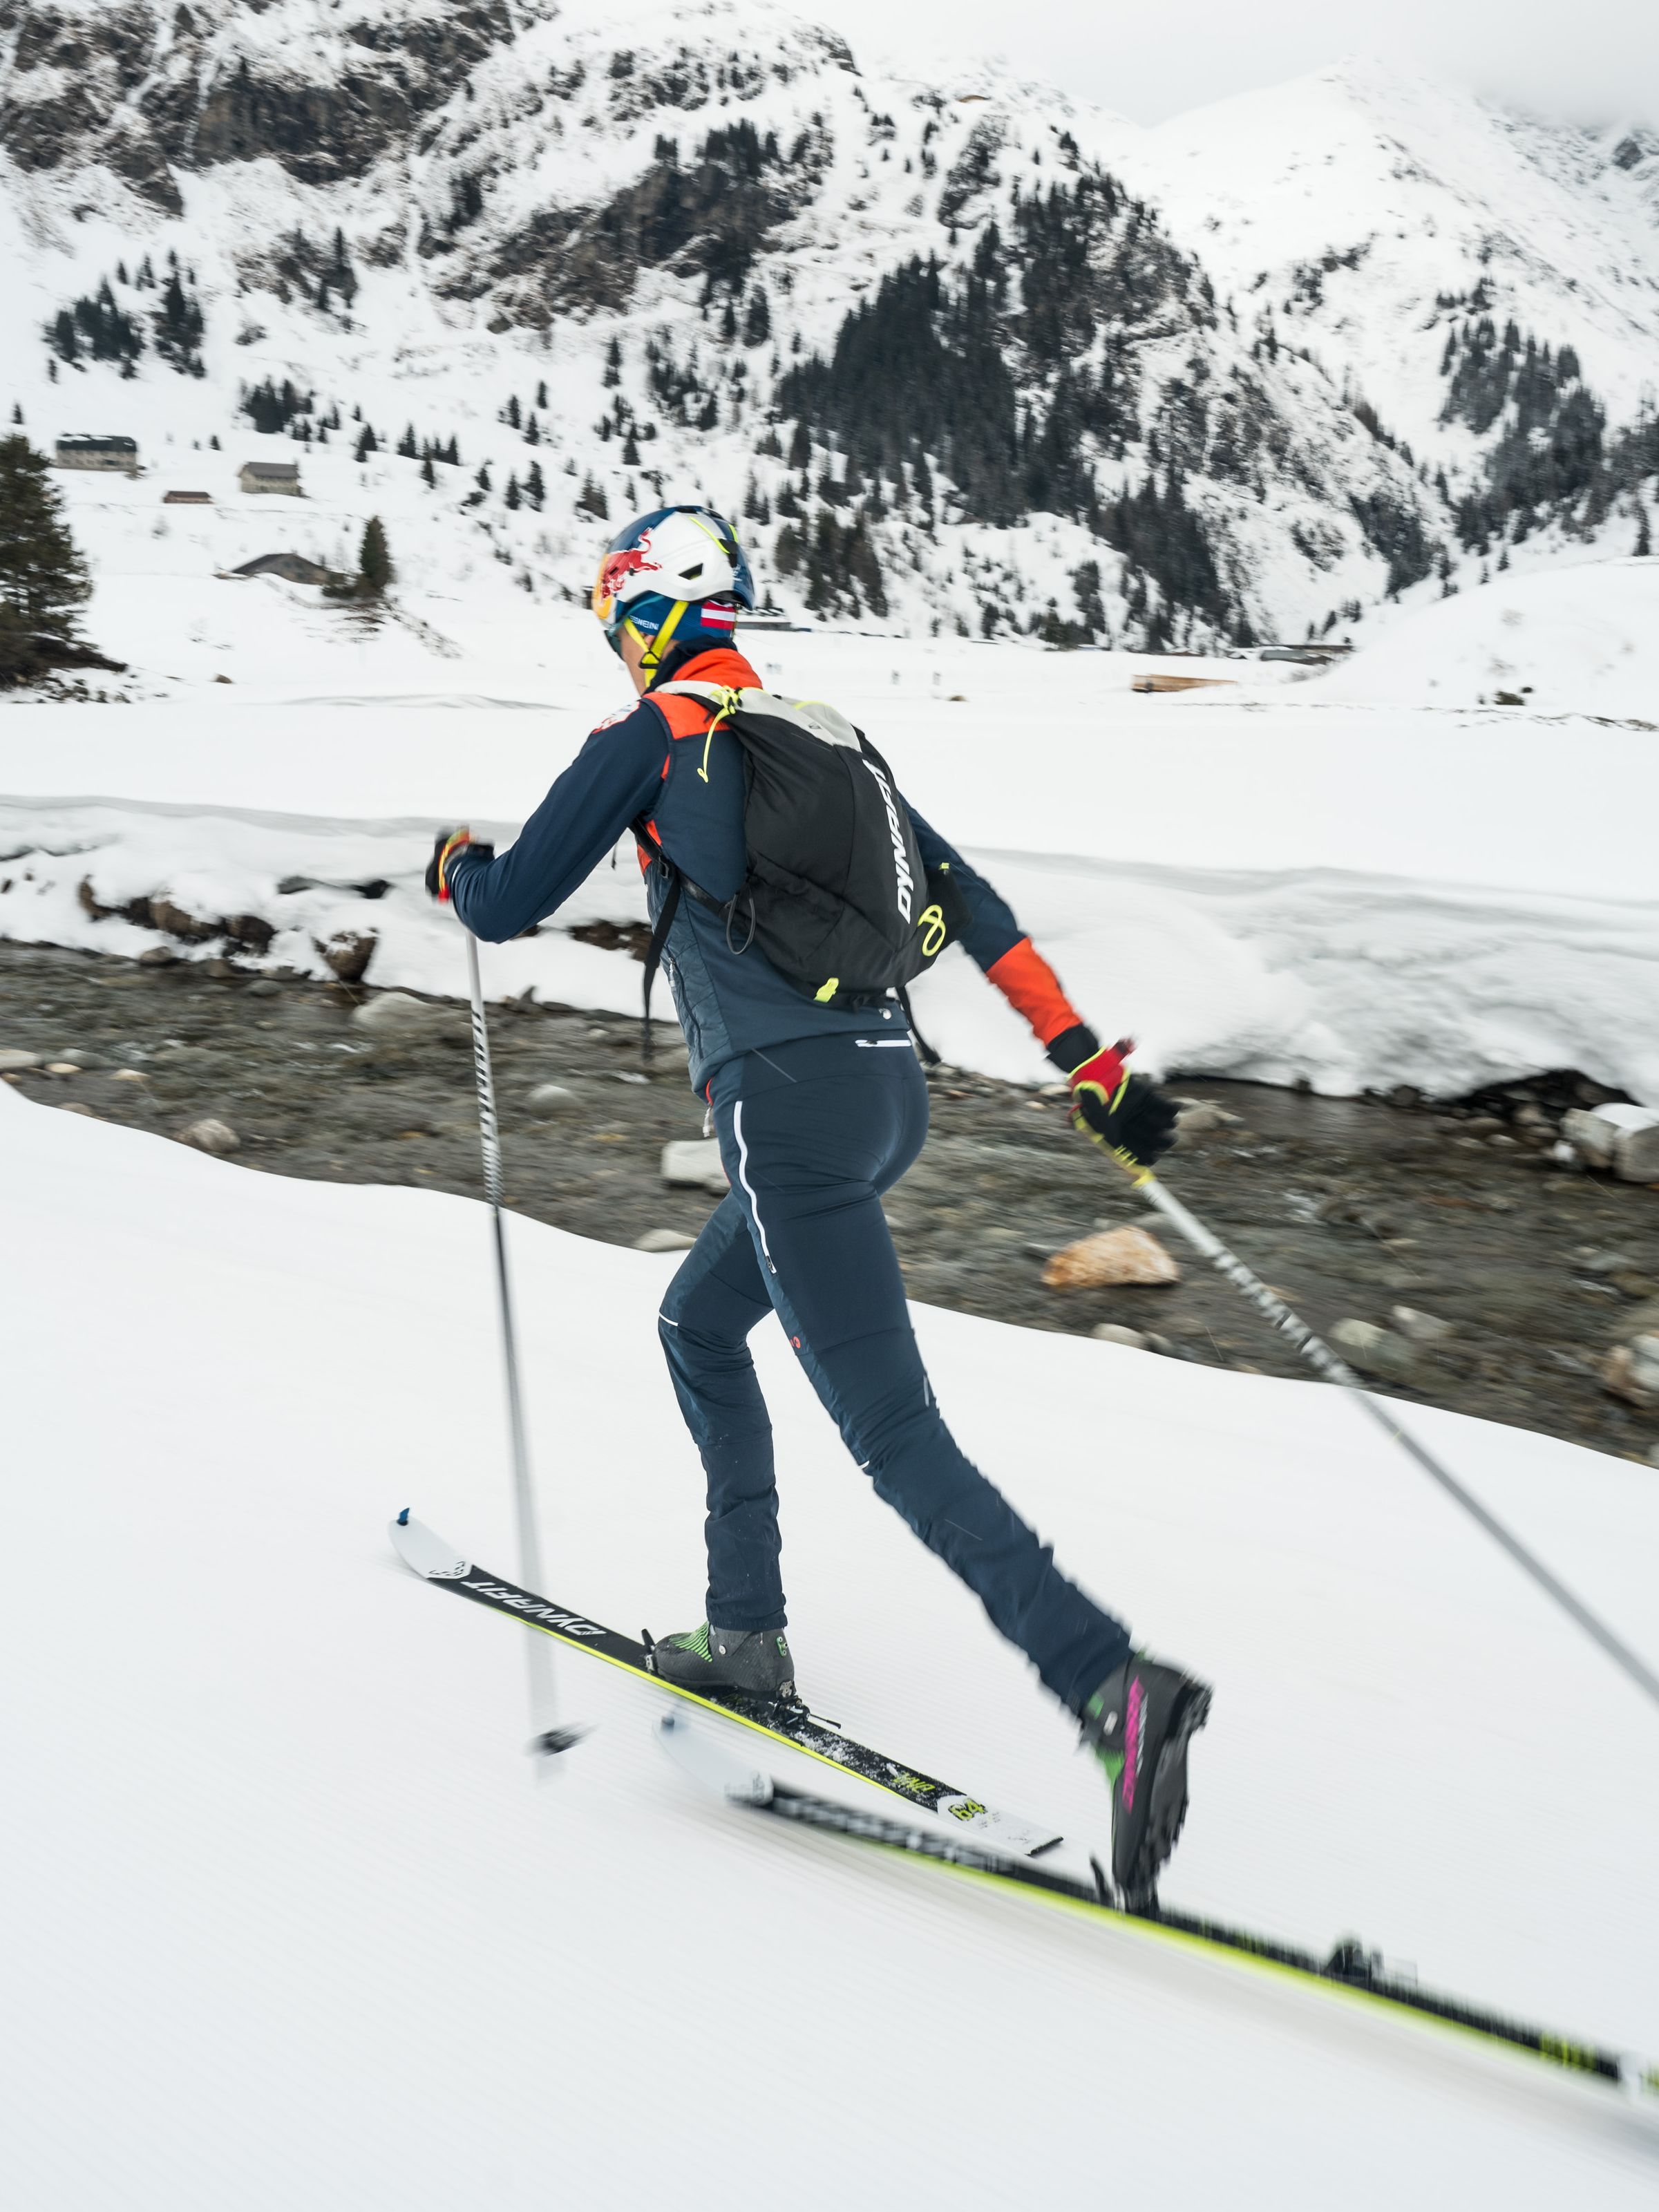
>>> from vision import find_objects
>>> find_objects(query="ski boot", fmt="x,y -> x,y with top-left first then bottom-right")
1080,1653 -> 1211,1907
651,1623 -> 797,1701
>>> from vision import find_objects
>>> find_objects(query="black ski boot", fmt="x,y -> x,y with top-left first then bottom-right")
1079,1654 -> 1211,1906
652,1623 -> 797,1701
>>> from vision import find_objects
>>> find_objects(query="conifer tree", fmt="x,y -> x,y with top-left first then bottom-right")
354,424 -> 377,462
153,269 -> 205,375
525,461 -> 545,511
504,472 -> 522,511
0,436 -> 93,680
357,516 -> 392,598
536,382 -> 549,408
397,424 -> 417,458
329,229 -> 357,306
421,453 -> 437,489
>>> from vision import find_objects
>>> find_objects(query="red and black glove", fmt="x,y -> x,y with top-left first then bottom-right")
425,826 -> 494,902
1047,1024 -> 1178,1174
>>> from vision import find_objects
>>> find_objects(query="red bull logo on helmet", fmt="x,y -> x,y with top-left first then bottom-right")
594,533 -> 661,618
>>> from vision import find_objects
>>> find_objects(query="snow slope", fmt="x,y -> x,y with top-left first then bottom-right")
3,1081 -> 1658,2206
1118,59 -> 1659,458
1314,555 -> 1659,717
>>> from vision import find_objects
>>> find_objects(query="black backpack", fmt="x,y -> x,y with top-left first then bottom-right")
637,681 -> 965,1056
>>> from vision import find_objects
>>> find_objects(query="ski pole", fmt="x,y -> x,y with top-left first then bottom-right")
463,929 -> 580,1757
1126,1165 -> 1659,1716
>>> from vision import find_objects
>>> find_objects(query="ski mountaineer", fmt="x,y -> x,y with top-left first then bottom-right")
426,504 -> 1211,1900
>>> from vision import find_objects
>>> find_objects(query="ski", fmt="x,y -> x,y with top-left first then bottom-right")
658,1714 -> 1658,2107
389,1511 -> 1061,1854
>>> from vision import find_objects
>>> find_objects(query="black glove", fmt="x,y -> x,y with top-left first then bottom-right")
1047,1025 -> 1179,1174
426,827 -> 495,902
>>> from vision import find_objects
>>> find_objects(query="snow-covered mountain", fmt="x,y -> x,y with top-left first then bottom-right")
1,0 -> 1656,654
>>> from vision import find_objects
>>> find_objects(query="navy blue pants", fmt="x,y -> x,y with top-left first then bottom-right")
656,1034 -> 1132,1714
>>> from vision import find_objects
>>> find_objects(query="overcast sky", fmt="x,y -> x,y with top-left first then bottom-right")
807,0 -> 1656,133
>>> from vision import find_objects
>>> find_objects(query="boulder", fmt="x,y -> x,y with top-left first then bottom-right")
136,945 -> 176,967
178,1117 -> 240,1156
1391,1305 -> 1456,1344
1043,1226 -> 1179,1289
0,1048 -> 41,1071
1173,1100 -> 1242,1134
635,1228 -> 698,1254
527,1082 -> 578,1114
662,1138 -> 729,1195
316,930 -> 377,984
224,913 -> 276,952
1601,1335 -> 1659,1409
1090,1323 -> 1149,1349
1615,1122 -> 1659,1184
1562,1104 -> 1659,1181
352,991 -> 442,1036
1330,1319 -> 1418,1385
149,893 -> 220,943
1601,1336 -> 1659,1406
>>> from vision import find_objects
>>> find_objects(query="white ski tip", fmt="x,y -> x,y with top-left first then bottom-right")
388,1513 -> 471,1580
938,1800 -> 1064,1857
656,1712 -> 775,1806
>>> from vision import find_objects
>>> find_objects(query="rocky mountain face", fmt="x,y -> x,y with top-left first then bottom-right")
0,1 -> 511,205
3,0 -> 1655,646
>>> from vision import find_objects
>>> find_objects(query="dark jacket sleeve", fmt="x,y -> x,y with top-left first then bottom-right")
446,702 -> 665,943
907,803 -> 1094,1067
909,806 -> 1024,970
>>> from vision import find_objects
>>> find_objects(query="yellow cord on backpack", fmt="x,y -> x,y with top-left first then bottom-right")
698,685 -> 745,784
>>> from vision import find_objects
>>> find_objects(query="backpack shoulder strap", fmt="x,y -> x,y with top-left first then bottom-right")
656,682 -> 863,753
651,686 -> 721,739
638,864 -> 685,1065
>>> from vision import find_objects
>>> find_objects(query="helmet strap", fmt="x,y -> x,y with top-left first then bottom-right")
636,598 -> 689,675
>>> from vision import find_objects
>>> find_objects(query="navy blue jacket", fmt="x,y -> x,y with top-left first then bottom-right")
446,645 -> 1081,1089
